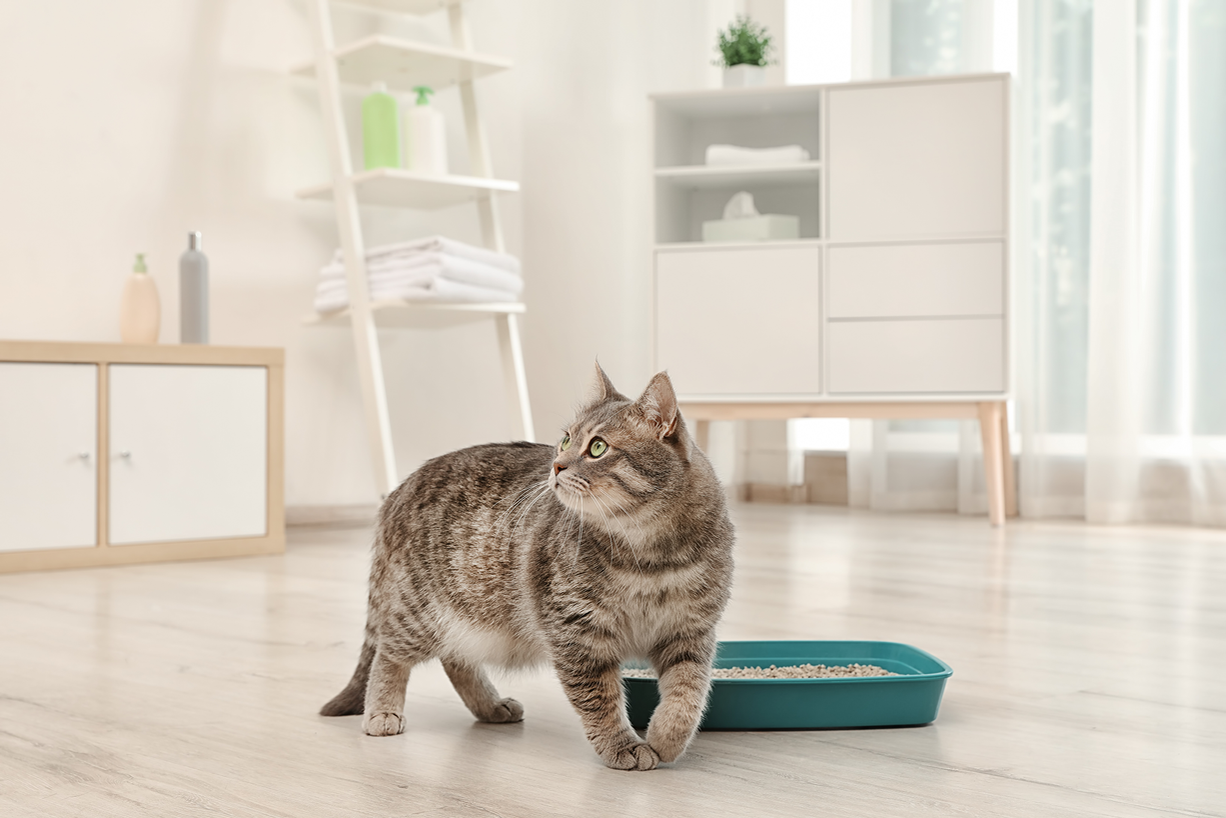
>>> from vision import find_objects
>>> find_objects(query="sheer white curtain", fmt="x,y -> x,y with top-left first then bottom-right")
848,0 -> 1226,525
1022,0 -> 1226,524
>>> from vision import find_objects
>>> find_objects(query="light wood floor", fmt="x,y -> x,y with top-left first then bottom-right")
1,504 -> 1223,817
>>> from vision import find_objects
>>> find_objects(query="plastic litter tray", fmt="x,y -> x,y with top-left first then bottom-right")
623,640 -> 952,731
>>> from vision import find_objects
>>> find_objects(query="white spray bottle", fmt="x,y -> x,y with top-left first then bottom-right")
404,85 -> 448,175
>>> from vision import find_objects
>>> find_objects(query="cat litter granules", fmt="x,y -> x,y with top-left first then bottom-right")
622,663 -> 898,680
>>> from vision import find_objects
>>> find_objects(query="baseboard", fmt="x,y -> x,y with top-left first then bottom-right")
285,504 -> 379,528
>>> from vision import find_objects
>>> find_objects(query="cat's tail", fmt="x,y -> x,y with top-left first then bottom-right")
319,622 -> 376,717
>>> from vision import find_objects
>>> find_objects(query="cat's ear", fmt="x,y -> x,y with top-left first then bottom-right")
635,371 -> 679,441
588,360 -> 624,404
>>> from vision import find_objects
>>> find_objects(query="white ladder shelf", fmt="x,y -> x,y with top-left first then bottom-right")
302,0 -> 534,498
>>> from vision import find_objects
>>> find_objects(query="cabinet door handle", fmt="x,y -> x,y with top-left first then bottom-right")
118,450 -> 132,459
78,452 -> 91,461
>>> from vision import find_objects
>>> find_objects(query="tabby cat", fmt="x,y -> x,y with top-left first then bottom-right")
320,364 -> 735,771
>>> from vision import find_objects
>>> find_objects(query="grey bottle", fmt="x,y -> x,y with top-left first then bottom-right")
179,231 -> 209,344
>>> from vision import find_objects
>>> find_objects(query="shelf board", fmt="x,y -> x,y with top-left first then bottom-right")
305,300 -> 525,329
333,0 -> 461,15
291,35 -> 511,93
655,162 -> 822,191
297,168 -> 519,210
651,85 -> 823,118
655,238 -> 824,252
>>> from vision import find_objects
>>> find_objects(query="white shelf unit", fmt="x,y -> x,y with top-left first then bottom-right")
300,0 -> 533,499
650,75 -> 1016,525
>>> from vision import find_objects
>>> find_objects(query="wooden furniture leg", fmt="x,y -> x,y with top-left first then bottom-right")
978,401 -> 1006,527
694,420 -> 711,452
1000,402 -> 1017,517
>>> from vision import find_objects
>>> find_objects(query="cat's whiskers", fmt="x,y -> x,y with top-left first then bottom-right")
593,490 -> 655,558
493,477 -> 550,533
588,493 -> 645,574
509,482 -> 553,537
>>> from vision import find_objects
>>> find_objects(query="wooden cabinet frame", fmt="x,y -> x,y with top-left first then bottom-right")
0,341 -> 284,573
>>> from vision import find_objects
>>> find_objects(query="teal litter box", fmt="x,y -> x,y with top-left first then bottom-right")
623,640 -> 952,731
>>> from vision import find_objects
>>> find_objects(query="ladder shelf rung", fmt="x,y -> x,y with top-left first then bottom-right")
291,35 -> 511,93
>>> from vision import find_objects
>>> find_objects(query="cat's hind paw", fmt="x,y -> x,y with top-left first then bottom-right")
603,742 -> 660,772
482,697 -> 524,724
363,712 -> 405,736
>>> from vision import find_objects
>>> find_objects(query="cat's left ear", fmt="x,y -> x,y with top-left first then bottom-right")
635,371 -> 680,441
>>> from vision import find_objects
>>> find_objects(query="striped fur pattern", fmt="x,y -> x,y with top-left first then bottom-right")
321,365 -> 735,771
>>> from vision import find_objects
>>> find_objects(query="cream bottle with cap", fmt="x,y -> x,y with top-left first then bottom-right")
119,253 -> 161,344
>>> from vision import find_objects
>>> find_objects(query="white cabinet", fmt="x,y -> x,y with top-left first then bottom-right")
109,365 -> 268,545
0,363 -> 97,551
827,78 -> 1006,241
0,342 -> 284,573
651,75 -> 1010,401
650,75 -> 1016,524
656,245 -> 821,396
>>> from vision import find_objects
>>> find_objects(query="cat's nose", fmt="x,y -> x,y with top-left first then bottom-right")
553,462 -> 566,475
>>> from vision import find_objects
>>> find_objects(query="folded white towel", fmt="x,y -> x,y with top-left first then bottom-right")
313,277 -> 519,314
318,254 -> 523,295
332,236 -> 520,275
705,144 -> 811,166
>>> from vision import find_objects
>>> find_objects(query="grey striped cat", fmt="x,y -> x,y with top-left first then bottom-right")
321,364 -> 735,771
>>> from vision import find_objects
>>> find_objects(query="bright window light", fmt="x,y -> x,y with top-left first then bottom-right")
789,417 -> 850,452
786,0 -> 852,85
993,0 -> 1018,75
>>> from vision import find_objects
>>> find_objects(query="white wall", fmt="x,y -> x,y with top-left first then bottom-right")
0,0 -> 723,508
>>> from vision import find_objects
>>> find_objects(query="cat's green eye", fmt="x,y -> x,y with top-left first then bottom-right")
588,438 -> 608,458
560,434 -> 571,451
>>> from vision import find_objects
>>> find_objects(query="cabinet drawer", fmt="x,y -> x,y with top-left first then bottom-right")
828,318 -> 1004,394
828,242 -> 1004,318
656,245 -> 821,396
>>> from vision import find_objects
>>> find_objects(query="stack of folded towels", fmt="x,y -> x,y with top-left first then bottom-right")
313,235 -> 523,314
704,143 -> 811,166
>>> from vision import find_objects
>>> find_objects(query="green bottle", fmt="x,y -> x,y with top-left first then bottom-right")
362,82 -> 401,170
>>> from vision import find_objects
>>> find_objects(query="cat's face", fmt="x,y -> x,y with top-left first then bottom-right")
549,365 -> 688,522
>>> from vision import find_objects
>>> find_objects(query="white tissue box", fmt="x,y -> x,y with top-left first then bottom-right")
702,214 -> 800,243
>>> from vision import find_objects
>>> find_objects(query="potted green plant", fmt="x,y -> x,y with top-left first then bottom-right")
714,15 -> 775,88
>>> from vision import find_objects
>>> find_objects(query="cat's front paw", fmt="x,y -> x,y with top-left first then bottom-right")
482,697 -> 524,724
602,741 -> 660,771
363,712 -> 405,736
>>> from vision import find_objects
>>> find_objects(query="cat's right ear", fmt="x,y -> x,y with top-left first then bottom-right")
587,360 -> 624,404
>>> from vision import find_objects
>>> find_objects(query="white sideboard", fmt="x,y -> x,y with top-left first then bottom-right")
650,73 -> 1016,525
0,341 -> 285,572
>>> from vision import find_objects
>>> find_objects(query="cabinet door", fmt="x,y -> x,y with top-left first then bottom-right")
655,245 -> 821,396
828,77 -> 1006,241
0,363 -> 97,551
109,365 -> 267,545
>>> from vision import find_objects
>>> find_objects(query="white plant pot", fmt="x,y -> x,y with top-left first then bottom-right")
723,64 -> 766,88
